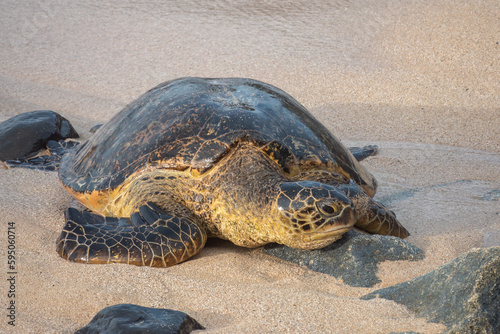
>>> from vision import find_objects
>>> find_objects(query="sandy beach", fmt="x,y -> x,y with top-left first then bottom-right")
0,0 -> 499,333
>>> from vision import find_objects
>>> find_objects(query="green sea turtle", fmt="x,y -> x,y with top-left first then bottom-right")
1,77 -> 409,267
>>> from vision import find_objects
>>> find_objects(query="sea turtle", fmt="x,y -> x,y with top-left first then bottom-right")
2,77 -> 409,267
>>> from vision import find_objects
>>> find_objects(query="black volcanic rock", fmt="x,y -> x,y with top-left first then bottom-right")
75,303 -> 204,334
362,247 -> 500,334
0,110 -> 78,161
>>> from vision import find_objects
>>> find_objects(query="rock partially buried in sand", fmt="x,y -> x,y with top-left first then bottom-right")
263,229 -> 424,287
0,110 -> 79,161
362,247 -> 500,334
75,303 -> 204,334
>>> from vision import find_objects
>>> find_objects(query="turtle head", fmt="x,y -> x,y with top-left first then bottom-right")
275,181 -> 356,249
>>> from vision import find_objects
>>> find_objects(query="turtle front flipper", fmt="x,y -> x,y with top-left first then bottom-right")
56,202 -> 207,267
338,182 -> 409,238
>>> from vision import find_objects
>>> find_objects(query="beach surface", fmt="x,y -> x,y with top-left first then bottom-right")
0,1 -> 498,333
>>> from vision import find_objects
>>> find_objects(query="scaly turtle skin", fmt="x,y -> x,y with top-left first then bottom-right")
55,77 -> 409,267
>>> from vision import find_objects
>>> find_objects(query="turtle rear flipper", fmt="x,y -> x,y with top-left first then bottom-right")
56,202 -> 207,267
348,145 -> 378,162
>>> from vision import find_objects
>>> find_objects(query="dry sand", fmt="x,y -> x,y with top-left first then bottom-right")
0,0 -> 499,333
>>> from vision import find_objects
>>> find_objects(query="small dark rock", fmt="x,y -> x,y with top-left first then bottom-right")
263,229 -> 424,287
362,247 -> 500,334
0,110 -> 79,161
75,303 -> 204,334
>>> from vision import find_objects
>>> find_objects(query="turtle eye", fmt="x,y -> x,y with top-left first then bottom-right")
317,201 -> 338,216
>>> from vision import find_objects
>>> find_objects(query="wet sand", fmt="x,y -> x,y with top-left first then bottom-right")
0,0 -> 499,333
